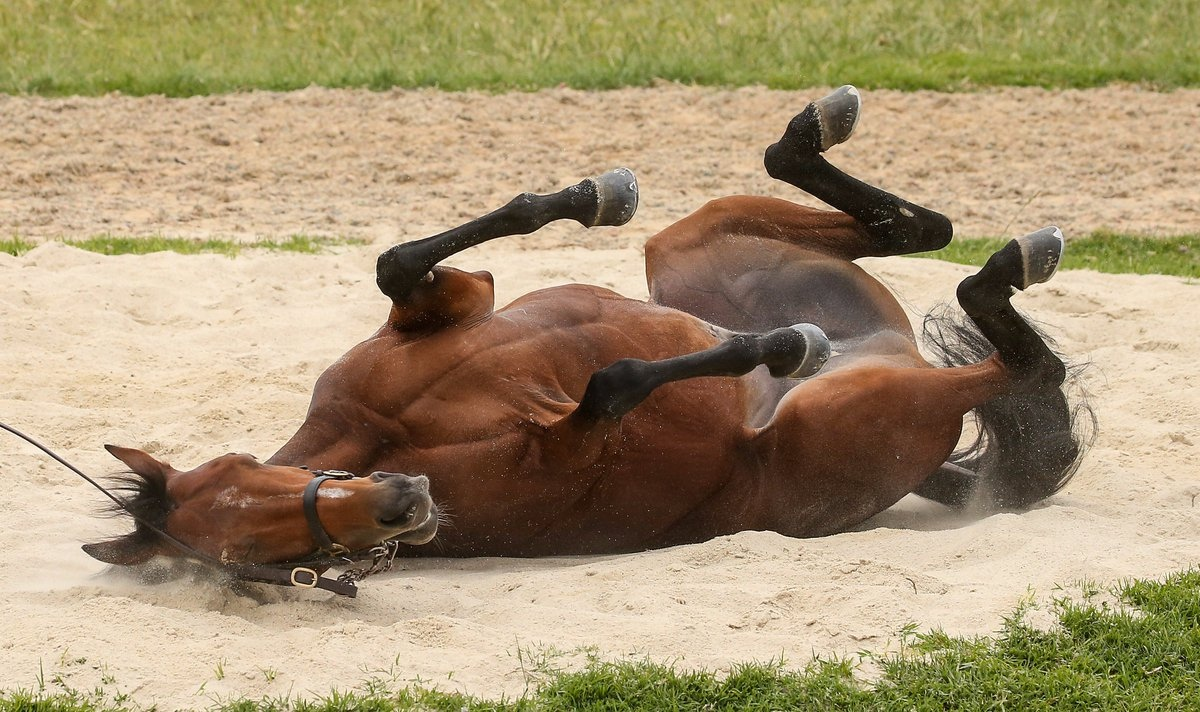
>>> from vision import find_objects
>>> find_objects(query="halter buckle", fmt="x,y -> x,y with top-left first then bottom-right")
310,469 -> 356,480
289,567 -> 320,588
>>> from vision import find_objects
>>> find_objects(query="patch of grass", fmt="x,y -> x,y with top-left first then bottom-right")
928,231 -> 1200,279
0,0 -> 1196,96
877,570 -> 1200,708
0,236 -> 37,256
1,234 -> 364,258
4,569 -> 1198,711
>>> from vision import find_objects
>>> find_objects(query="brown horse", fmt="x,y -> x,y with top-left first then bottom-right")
84,87 -> 1089,575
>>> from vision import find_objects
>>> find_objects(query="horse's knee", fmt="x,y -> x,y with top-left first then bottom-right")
869,205 -> 952,254
376,244 -> 429,302
386,266 -> 495,334
917,209 -> 953,251
577,359 -> 654,420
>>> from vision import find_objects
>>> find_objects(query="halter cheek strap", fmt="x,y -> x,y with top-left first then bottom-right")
225,470 -> 385,597
302,471 -> 356,555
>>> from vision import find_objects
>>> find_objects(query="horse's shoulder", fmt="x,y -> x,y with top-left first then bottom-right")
496,282 -> 671,329
501,282 -> 632,312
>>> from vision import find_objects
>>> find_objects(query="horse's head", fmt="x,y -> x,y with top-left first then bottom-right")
83,445 -> 437,566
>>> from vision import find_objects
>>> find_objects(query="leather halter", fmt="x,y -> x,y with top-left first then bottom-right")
302,470 -> 356,556
228,468 -> 382,597
2,421 -> 398,598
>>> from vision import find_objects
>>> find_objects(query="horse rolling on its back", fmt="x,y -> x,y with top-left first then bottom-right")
85,87 -> 1090,571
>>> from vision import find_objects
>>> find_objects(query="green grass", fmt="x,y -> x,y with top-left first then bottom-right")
929,231 -> 1200,279
6,232 -> 1196,279
1,234 -> 363,258
1,0 -> 1197,96
4,569 -> 1198,710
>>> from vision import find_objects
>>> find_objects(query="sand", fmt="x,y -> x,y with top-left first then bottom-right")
1,86 -> 1197,708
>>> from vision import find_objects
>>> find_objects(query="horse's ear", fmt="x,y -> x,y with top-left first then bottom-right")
82,533 -> 165,565
88,446 -> 176,566
104,444 -> 171,479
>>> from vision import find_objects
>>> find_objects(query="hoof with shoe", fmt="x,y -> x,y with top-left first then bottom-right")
583,167 -> 639,227
787,323 -> 831,379
810,85 -> 862,152
1012,226 -> 1064,289
764,85 -> 861,174
779,85 -> 861,153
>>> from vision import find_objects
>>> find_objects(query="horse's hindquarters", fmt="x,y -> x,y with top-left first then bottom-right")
750,361 -> 1005,536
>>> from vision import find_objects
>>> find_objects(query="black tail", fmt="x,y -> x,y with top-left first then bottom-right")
914,304 -> 1096,512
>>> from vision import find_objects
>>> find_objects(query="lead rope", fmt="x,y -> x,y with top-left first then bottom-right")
1,421 -> 392,597
1,421 -> 214,561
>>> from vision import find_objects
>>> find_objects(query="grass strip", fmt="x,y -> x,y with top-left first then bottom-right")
3,569 -> 1197,710
0,234 -> 364,258
925,231 -> 1200,279
1,0 -> 1197,96
5,232 -> 1197,279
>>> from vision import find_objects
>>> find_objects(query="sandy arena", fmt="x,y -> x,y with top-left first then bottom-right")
1,85 -> 1198,708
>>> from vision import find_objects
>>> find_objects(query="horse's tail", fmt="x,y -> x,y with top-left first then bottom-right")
914,304 -> 1096,512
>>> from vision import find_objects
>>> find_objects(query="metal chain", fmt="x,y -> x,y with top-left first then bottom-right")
336,540 -> 401,584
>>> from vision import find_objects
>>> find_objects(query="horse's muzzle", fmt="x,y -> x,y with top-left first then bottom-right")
369,472 -> 438,544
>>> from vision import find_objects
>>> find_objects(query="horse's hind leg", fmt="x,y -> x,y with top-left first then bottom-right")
914,226 -> 1086,511
763,86 -> 953,258
646,86 -> 954,338
376,168 -> 637,302
956,226 -> 1068,388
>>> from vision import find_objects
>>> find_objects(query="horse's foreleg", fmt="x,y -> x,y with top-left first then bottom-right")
376,169 -> 637,302
576,324 -> 830,420
534,323 -> 830,472
762,86 -> 952,258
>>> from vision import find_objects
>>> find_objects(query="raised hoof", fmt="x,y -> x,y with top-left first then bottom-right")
811,85 -> 862,151
1013,226 -> 1064,289
774,85 -> 861,154
764,85 -> 861,176
583,167 -> 639,227
787,323 -> 831,379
